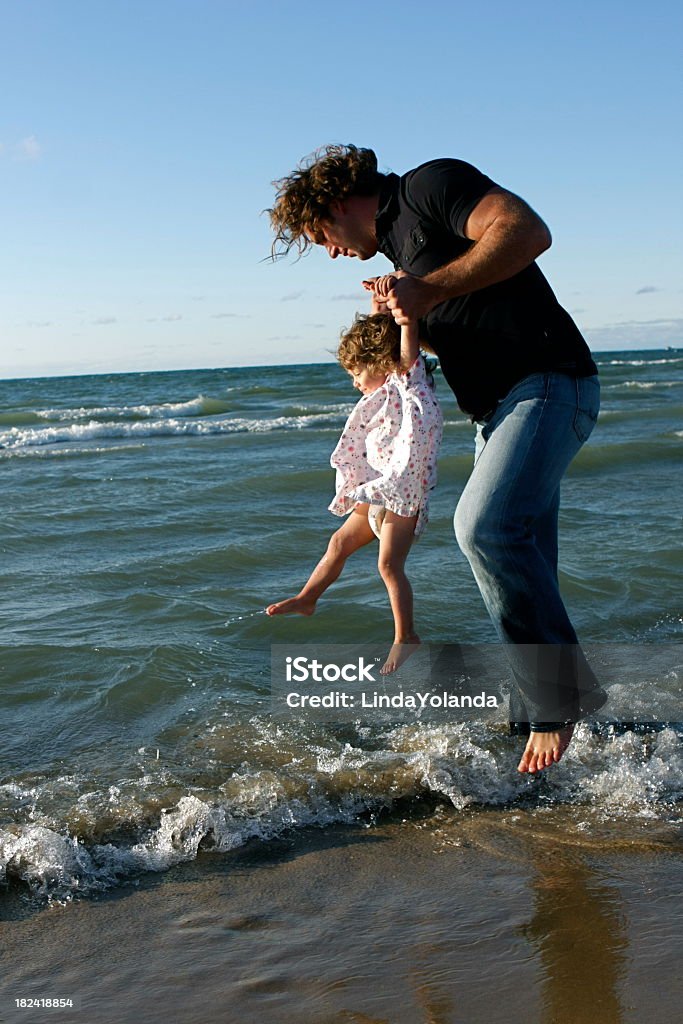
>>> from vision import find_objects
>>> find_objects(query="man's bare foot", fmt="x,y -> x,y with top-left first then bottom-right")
266,595 -> 316,616
517,725 -> 575,773
380,634 -> 420,675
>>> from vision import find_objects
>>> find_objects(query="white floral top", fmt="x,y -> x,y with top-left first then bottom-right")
329,356 -> 443,538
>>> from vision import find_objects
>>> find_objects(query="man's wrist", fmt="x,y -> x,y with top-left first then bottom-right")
420,276 -> 451,314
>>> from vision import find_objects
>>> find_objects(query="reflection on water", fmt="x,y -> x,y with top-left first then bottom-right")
441,805 -> 682,1024
526,857 -> 629,1024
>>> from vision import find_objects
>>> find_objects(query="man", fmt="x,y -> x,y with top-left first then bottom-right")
268,144 -> 607,773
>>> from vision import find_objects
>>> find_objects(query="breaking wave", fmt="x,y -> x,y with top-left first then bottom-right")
2,721 -> 681,904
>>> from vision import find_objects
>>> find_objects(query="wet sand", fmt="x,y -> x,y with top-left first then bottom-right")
2,806 -> 682,1024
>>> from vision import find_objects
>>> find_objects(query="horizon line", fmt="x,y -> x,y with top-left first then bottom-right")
1,345 -> 681,385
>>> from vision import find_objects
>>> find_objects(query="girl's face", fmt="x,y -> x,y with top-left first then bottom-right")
348,365 -> 387,396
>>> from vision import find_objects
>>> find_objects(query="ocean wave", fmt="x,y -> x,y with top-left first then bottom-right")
603,380 -> 683,390
596,404 -> 683,424
1,721 -> 681,904
575,438 -> 682,471
0,409 -> 352,450
0,443 -> 148,460
597,357 -> 683,367
0,394 -> 234,428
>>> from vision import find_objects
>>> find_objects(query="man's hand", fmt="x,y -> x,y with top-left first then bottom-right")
365,188 -> 552,319
385,272 -> 444,324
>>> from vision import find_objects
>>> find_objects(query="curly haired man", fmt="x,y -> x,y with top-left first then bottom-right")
268,145 -> 607,773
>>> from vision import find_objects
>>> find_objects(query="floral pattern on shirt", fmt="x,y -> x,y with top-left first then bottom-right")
328,356 -> 443,538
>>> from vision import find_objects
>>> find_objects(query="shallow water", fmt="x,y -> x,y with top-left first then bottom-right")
2,813 -> 682,1023
1,349 -> 682,905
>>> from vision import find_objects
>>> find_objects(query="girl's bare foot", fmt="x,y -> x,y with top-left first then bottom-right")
517,724 -> 575,773
266,595 -> 316,616
380,634 -> 420,675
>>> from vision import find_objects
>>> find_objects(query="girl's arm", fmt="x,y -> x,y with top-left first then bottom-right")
363,274 -> 424,372
399,321 -> 419,373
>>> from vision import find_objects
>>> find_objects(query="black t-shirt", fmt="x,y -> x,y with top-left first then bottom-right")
374,159 -> 598,420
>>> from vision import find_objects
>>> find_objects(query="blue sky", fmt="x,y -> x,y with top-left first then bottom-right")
1,0 -> 681,378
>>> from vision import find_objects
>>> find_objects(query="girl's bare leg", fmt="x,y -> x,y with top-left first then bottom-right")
267,505 -> 376,616
376,510 -> 420,674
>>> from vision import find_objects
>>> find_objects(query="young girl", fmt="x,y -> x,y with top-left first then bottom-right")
267,292 -> 443,674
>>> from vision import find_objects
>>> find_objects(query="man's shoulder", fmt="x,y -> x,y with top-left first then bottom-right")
402,157 -> 486,188
399,159 -> 496,218
392,158 -> 498,238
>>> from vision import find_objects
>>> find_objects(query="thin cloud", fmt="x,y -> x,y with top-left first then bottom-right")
331,293 -> 365,301
584,318 -> 683,348
602,318 -> 681,326
162,314 -> 183,321
26,320 -> 53,328
93,316 -> 117,325
15,135 -> 42,161
281,291 -> 304,302
210,312 -> 250,319
636,286 -> 660,295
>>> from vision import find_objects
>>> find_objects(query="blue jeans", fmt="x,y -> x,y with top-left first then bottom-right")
454,372 -> 607,732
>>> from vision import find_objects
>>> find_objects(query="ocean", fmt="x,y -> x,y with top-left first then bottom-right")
1,348 -> 682,914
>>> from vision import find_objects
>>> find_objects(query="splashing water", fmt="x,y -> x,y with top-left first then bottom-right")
224,609 -> 268,627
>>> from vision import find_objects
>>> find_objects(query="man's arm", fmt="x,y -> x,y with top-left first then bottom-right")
385,187 -> 552,324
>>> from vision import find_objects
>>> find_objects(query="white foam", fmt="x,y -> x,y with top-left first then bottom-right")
578,728 -> 683,813
0,826 -> 113,897
604,380 -> 682,390
28,394 -> 230,424
599,357 -> 683,367
0,409 -> 350,450
2,722 -> 681,903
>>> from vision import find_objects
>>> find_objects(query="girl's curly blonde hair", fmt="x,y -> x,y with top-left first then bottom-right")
268,144 -> 383,259
337,313 -> 401,376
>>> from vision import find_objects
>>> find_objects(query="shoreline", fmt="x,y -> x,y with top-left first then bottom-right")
2,806 -> 682,1024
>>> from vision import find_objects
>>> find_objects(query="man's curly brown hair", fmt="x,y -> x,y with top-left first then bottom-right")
337,313 -> 401,377
268,144 -> 383,259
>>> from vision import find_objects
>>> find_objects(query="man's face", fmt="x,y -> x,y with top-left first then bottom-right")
308,200 -> 378,261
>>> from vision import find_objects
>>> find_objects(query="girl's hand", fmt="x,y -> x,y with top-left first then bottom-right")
363,274 -> 399,315
362,274 -> 399,300
363,271 -> 433,325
